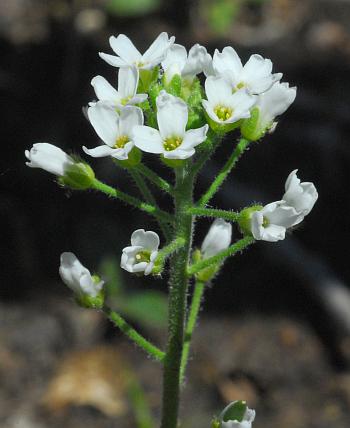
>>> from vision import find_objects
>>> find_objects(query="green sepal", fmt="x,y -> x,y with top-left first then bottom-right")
164,73 -> 182,97
114,147 -> 142,168
75,289 -> 104,310
222,400 -> 247,423
160,156 -> 186,169
58,162 -> 95,190
238,205 -> 263,236
148,82 -> 162,110
192,249 -> 220,282
241,107 -> 270,142
139,66 -> 160,92
211,419 -> 221,428
137,99 -> 151,112
205,111 -> 242,135
183,77 -> 202,106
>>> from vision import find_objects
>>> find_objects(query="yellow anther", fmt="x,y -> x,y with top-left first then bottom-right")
214,105 -> 233,121
163,136 -> 183,152
114,135 -> 129,149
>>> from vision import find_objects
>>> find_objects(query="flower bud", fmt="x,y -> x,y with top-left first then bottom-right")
59,161 -> 95,190
59,252 -> 104,309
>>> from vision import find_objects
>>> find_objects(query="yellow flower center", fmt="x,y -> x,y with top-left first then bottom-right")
214,105 -> 233,121
114,135 -> 129,149
163,137 -> 183,152
262,217 -> 270,228
236,81 -> 245,90
121,96 -> 131,106
135,250 -> 151,263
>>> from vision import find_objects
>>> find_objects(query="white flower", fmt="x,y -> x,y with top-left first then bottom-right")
161,43 -> 212,83
133,90 -> 208,160
90,66 -> 147,108
99,32 -> 175,70
59,252 -> 104,298
220,401 -> 255,428
84,102 -> 143,160
283,169 -> 318,217
201,219 -> 232,258
251,201 -> 302,242
254,82 -> 296,131
25,143 -> 74,176
202,76 -> 256,125
212,46 -> 282,94
121,229 -> 160,275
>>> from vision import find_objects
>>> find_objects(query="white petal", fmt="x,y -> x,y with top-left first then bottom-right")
182,44 -> 210,77
25,143 -> 74,176
163,147 -> 195,160
213,46 -> 243,78
201,218 -> 232,258
98,52 -> 127,68
88,102 -> 119,147
204,76 -> 232,106
118,66 -> 139,99
91,75 -> 119,103
156,91 -> 188,139
119,106 -> 144,137
109,34 -> 142,64
181,125 -> 208,150
228,90 -> 256,122
128,94 -> 148,105
82,145 -> 117,158
142,32 -> 175,66
161,44 -> 187,80
241,54 -> 282,94
283,170 -> 318,216
263,201 -> 302,228
257,82 -> 296,126
131,229 -> 160,251
132,125 -> 163,153
251,211 -> 286,242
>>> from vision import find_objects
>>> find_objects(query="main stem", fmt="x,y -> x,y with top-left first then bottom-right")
160,165 -> 194,428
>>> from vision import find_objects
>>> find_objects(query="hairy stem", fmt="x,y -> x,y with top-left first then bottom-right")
137,163 -> 174,195
103,306 -> 165,362
153,237 -> 186,274
199,138 -> 251,207
91,178 -> 173,224
188,207 -> 240,222
180,280 -> 205,384
187,236 -> 255,276
129,169 -> 173,240
160,164 -> 194,428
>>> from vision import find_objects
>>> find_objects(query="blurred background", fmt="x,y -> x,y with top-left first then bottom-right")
1,0 -> 350,427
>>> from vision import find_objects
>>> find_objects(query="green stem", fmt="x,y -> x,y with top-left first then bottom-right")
191,131 -> 220,178
187,236 -> 255,276
188,207 -> 240,222
180,280 -> 205,384
198,138 -> 251,207
153,237 -> 186,274
103,305 -> 165,362
137,163 -> 174,195
129,170 -> 173,241
91,178 -> 173,224
160,164 -> 194,428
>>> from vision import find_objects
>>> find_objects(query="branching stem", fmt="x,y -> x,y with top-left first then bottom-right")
188,207 -> 240,222
137,163 -> 174,195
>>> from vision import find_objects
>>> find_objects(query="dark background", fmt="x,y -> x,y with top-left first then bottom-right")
1,1 -> 350,427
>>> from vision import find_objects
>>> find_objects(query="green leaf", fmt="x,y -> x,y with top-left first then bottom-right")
117,291 -> 168,329
106,0 -> 160,17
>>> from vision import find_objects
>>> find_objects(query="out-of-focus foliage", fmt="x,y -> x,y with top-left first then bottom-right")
204,0 -> 269,35
100,257 -> 168,329
106,0 -> 160,17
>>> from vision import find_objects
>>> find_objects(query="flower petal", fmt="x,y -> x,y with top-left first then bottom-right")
119,106 -> 144,137
109,34 -> 142,63
213,46 -> 243,78
204,76 -> 232,106
82,145 -> 117,158
132,125 -> 163,153
98,52 -> 127,68
91,75 -> 119,103
181,125 -> 208,149
142,32 -> 175,66
131,229 -> 160,251
88,102 -> 119,147
156,91 -> 187,139
162,43 -> 187,79
118,66 -> 139,98
201,218 -> 232,258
